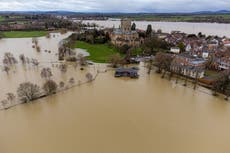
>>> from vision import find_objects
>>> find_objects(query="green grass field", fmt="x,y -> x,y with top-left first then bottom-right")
122,14 -> 230,22
0,16 -> 4,21
205,70 -> 221,79
3,31 -> 47,38
74,41 -> 122,63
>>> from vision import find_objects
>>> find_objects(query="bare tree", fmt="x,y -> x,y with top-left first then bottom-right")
155,52 -> 174,78
73,62 -> 78,70
86,72 -> 93,82
36,46 -> 41,52
77,54 -> 86,66
43,80 -> 58,95
3,52 -> 18,66
32,37 -> 38,46
2,65 -> 10,74
40,68 -> 53,80
0,100 -> 8,109
19,54 -> 26,64
26,57 -> 30,64
46,33 -> 51,38
6,93 -> 16,104
146,59 -> 153,74
17,82 -> 41,102
59,81 -> 65,89
59,64 -> 68,73
108,54 -> 122,68
69,77 -> 75,85
31,59 -> 39,66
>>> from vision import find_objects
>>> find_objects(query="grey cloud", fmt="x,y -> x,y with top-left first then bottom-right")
0,0 -> 230,12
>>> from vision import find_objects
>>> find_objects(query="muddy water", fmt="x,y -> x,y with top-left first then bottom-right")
0,32 -> 72,62
0,64 -> 230,153
83,20 -> 230,37
0,32 -> 77,98
0,33 -> 230,153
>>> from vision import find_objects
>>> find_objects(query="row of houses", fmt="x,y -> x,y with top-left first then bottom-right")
165,31 -> 230,71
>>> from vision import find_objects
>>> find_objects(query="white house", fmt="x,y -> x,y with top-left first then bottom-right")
186,44 -> 192,52
202,51 -> 209,59
170,47 -> 180,54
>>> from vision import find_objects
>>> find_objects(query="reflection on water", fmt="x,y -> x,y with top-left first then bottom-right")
83,20 -> 230,37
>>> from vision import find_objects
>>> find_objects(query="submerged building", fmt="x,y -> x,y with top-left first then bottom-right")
110,18 -> 141,47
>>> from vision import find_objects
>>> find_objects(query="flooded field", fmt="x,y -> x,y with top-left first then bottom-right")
0,32 -> 230,153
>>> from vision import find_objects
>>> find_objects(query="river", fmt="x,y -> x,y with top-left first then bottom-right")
82,20 -> 230,37
0,30 -> 230,153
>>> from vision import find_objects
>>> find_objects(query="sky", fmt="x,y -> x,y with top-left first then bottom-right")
0,0 -> 230,13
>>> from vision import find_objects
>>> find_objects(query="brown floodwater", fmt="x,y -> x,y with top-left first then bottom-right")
0,33 -> 230,153
0,64 -> 230,153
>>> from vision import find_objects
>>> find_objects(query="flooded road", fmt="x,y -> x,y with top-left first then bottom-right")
0,65 -> 230,153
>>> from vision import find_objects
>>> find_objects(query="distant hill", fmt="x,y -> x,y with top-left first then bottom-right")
192,10 -> 230,14
0,10 -> 230,15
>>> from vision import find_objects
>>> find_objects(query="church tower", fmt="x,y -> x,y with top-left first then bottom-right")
121,18 -> 131,32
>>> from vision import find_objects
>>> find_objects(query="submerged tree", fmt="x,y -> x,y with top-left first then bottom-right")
59,64 -> 68,73
146,59 -> 154,74
59,81 -> 65,89
155,52 -> 174,78
6,93 -> 16,104
17,82 -> 41,102
32,37 -> 38,45
3,52 -> 18,66
2,65 -> 10,74
40,68 -> 53,80
86,72 -> 93,82
19,54 -> 26,64
43,80 -> 58,95
31,59 -> 39,66
0,100 -> 8,109
108,53 -> 122,68
69,77 -> 75,85
212,70 -> 230,98
77,53 -> 87,66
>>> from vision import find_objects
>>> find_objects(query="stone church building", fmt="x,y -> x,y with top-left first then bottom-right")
110,18 -> 141,47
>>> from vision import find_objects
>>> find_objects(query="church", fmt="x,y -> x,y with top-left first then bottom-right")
110,18 -> 141,47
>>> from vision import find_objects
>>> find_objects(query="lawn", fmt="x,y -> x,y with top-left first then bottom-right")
205,70 -> 221,79
74,41 -> 122,63
3,31 -> 47,38
0,16 -> 4,21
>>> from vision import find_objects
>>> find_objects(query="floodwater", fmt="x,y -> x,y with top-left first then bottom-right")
83,20 -> 230,37
0,32 -> 230,153
0,66 -> 230,153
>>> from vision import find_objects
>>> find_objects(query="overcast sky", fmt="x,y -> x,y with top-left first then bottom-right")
0,0 -> 230,13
